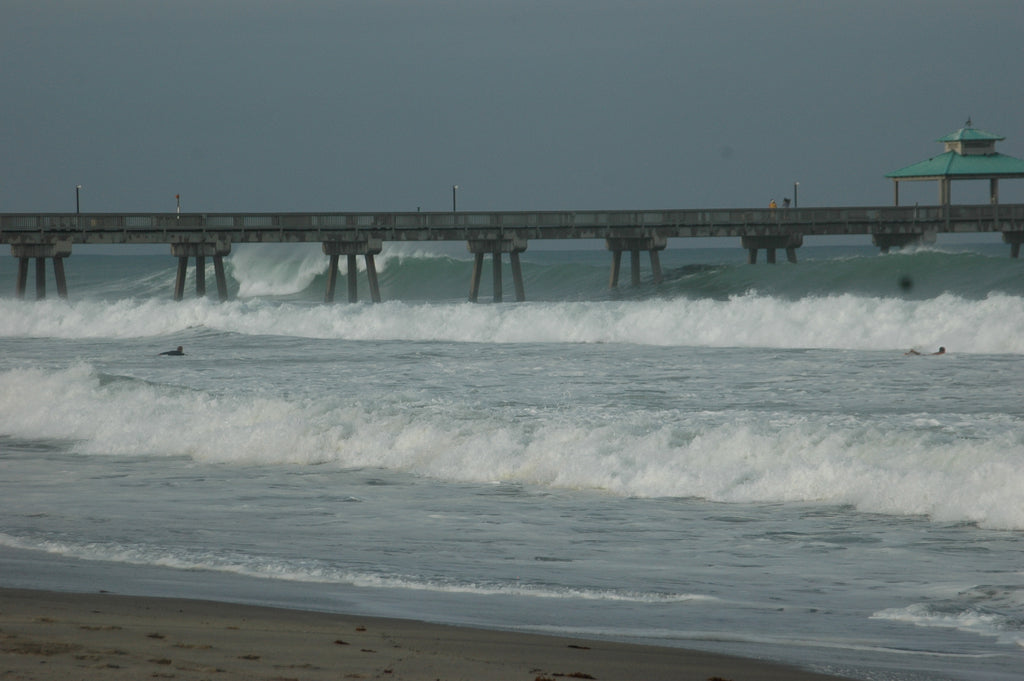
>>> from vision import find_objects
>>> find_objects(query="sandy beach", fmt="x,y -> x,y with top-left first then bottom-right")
0,587 -> 853,681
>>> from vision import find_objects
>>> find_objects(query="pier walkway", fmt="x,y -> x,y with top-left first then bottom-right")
3,203 -> 1023,302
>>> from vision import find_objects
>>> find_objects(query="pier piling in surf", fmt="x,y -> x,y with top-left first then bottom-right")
12,241 -> 71,300
467,236 -> 528,302
323,239 -> 383,303
171,242 -> 232,301
741,234 -> 803,264
606,236 -> 667,287
1003,231 -> 1024,258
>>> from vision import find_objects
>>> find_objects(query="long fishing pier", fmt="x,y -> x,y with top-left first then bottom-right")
3,204 -> 1023,302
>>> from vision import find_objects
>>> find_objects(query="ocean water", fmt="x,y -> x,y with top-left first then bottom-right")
1,241 -> 1022,680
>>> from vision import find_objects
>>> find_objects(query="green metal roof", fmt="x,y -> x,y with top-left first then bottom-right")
936,125 -> 1005,143
887,151 -> 1024,179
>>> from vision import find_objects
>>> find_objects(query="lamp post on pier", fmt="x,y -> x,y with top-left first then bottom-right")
793,181 -> 799,208
75,185 -> 81,214
452,184 -> 458,212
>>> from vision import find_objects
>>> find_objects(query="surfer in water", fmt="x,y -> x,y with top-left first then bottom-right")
905,346 -> 945,356
159,346 -> 185,356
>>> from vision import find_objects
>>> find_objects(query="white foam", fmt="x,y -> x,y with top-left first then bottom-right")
2,292 -> 1023,353
872,604 -> 1024,648
0,531 -> 702,603
2,365 -> 1023,530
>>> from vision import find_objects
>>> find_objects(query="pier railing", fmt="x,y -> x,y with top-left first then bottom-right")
2,203 -> 1023,244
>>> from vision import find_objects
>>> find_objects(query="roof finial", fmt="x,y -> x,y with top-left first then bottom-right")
965,117 -> 972,128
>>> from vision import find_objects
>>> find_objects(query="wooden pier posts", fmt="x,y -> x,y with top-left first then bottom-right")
606,236 -> 666,287
467,237 -> 528,302
12,242 -> 71,299
741,234 -> 803,264
323,239 -> 383,303
171,242 -> 232,301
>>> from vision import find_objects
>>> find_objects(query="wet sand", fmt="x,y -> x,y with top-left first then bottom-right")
0,587 -> 852,680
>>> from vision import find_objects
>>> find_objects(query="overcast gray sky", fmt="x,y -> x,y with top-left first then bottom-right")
3,0 -> 1022,214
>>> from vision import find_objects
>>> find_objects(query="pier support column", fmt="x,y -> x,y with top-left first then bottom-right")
466,236 -> 528,303
741,234 -> 802,264
605,235 -> 667,287
213,254 -> 228,301
649,248 -> 663,285
10,241 -> 72,300
347,254 -> 358,303
871,231 -> 935,254
1003,232 -> 1024,259
170,240 -> 232,301
195,253 -> 206,297
509,251 -> 526,302
53,256 -> 68,298
322,239 -> 383,304
365,253 -> 381,302
609,249 -> 623,288
174,256 -> 188,301
469,252 -> 485,303
34,257 -> 46,299
492,250 -> 503,302
324,254 -> 340,302
16,257 -> 29,298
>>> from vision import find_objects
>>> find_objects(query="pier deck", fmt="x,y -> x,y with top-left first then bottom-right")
4,204 -> 1023,301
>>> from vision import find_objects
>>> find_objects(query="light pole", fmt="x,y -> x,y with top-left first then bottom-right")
75,185 -> 82,214
793,181 -> 799,208
176,193 -> 181,220
452,185 -> 458,212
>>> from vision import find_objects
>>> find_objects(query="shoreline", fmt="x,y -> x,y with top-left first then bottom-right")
0,587 -> 853,681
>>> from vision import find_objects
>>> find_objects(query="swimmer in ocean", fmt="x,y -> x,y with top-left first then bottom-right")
159,346 -> 185,356
905,346 -> 945,356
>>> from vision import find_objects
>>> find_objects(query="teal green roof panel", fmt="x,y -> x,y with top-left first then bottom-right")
936,126 -> 1004,143
887,151 -> 1024,179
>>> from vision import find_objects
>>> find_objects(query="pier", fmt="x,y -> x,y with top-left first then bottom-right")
3,203 -> 1023,302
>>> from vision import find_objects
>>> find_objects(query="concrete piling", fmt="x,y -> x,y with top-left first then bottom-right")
1002,231 -> 1023,258
608,250 -> 622,288
322,239 -> 383,304
347,254 -> 358,303
34,257 -> 46,299
171,241 -> 231,301
606,236 -> 667,287
467,237 -> 528,303
324,253 -> 340,303
469,252 -> 485,303
741,234 -> 803,264
11,241 -> 72,300
15,258 -> 28,298
173,257 -> 188,301
195,253 -> 206,297
53,256 -> 68,298
213,255 -> 228,301
510,251 -> 525,302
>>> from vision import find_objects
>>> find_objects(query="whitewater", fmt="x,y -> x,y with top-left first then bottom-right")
1,242 -> 1022,680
